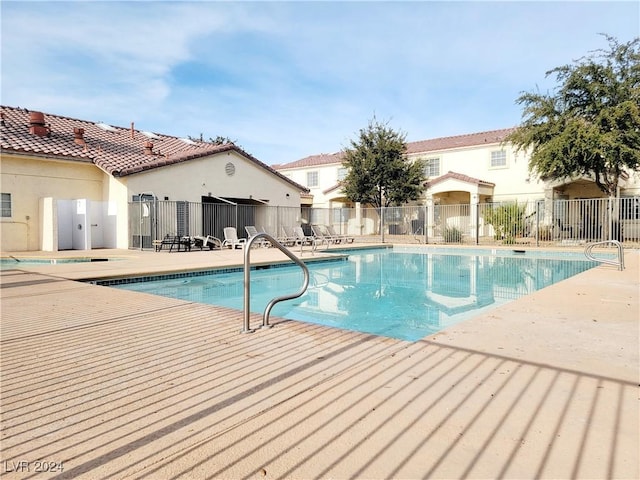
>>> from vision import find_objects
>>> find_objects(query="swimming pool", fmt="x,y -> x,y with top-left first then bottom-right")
107,247 -> 598,341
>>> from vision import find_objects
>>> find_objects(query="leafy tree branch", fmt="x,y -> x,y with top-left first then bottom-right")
507,35 -> 640,197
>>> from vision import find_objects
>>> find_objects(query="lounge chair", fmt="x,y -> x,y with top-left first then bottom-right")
192,235 -> 222,250
222,227 -> 246,249
154,234 -> 192,252
261,226 -> 290,246
311,224 -> 339,246
279,226 -> 298,246
245,226 -> 271,248
327,225 -> 354,244
293,226 -> 314,246
245,225 -> 260,237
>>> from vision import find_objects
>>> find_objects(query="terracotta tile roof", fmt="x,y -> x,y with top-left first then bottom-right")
426,171 -> 495,188
273,152 -> 344,170
275,128 -> 516,169
406,128 -> 515,155
322,183 -> 342,195
0,106 -> 308,192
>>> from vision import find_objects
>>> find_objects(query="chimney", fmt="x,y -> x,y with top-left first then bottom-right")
73,127 -> 86,146
131,122 -> 135,139
144,141 -> 153,155
29,111 -> 50,137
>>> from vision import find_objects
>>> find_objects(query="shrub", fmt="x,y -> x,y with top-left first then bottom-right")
483,202 -> 527,243
538,225 -> 553,241
443,226 -> 462,243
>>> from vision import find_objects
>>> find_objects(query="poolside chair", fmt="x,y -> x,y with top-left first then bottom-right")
222,227 -> 246,249
245,226 -> 271,248
280,226 -> 298,246
154,234 -> 192,252
293,226 -> 314,246
192,235 -> 222,250
327,225 -> 354,244
261,226 -> 290,246
320,224 -> 343,244
311,224 -> 338,246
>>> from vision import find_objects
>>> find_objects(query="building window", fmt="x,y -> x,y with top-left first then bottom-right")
423,157 -> 440,177
337,167 -> 347,181
490,150 -> 507,168
307,171 -> 319,187
1,193 -> 11,218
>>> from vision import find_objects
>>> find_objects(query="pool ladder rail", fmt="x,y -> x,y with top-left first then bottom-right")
242,232 -> 310,333
584,240 -> 625,271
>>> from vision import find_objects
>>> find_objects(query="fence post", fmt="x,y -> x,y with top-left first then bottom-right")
424,204 -> 428,244
381,205 -> 385,243
475,200 -> 480,245
536,200 -> 540,247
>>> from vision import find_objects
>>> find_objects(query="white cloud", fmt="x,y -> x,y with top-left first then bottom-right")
1,0 -> 638,165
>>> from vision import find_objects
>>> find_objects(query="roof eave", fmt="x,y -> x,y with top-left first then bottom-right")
0,147 -> 95,165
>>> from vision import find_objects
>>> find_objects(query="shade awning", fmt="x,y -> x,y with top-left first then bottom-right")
221,197 -> 269,206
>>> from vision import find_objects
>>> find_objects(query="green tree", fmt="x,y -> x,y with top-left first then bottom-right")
341,118 -> 426,209
208,135 -> 236,145
188,134 -> 237,146
506,35 -> 640,197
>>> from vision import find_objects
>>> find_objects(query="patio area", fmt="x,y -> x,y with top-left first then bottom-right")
1,246 -> 638,479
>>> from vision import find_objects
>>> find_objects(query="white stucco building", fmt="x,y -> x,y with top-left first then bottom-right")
1,106 -> 307,252
275,128 -> 640,209
274,128 -> 640,242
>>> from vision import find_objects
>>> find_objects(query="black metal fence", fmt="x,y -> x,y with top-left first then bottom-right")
129,196 -> 640,249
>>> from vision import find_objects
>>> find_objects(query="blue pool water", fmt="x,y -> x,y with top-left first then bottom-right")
108,248 -> 598,342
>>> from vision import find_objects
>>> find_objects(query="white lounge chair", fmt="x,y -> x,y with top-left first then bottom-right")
311,224 -> 339,246
280,226 -> 298,246
293,226 -> 314,246
261,226 -> 290,246
327,225 -> 354,244
222,227 -> 246,249
245,226 -> 271,248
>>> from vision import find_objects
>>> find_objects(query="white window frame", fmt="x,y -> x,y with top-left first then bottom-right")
423,157 -> 440,177
337,167 -> 347,181
490,150 -> 508,169
306,171 -> 319,187
1,193 -> 12,218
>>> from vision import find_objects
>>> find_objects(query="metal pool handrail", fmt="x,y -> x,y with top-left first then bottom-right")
584,240 -> 625,271
242,232 -> 310,333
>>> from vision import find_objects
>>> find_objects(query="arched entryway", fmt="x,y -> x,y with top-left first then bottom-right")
425,171 -> 495,240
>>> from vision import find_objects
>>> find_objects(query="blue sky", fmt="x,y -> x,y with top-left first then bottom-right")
1,1 -> 638,165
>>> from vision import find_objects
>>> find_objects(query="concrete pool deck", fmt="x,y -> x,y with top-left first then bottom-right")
1,245 -> 638,479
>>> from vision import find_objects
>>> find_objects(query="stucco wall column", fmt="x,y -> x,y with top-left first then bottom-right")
40,197 -> 57,252
470,193 -> 480,241
544,187 -> 554,226
426,196 -> 435,239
